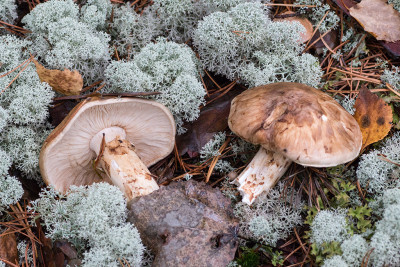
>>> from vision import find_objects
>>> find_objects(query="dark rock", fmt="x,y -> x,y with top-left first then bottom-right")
127,180 -> 238,267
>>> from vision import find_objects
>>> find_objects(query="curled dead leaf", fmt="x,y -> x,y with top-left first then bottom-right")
353,88 -> 392,150
349,0 -> 400,42
176,88 -> 241,157
0,230 -> 18,265
333,0 -> 357,15
33,59 -> 83,95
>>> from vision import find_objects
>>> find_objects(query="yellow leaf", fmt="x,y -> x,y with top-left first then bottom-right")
33,59 -> 83,95
353,88 -> 392,150
350,0 -> 400,42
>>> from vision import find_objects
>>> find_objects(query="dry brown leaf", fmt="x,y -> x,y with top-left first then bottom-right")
274,11 -> 314,43
0,230 -> 18,265
353,88 -> 392,150
176,89 -> 241,157
349,0 -> 400,42
33,59 -> 83,95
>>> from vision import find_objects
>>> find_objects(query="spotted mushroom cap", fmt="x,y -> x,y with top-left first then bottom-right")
40,97 -> 176,192
228,82 -> 362,167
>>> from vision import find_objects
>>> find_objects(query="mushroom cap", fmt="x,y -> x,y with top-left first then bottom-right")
40,97 -> 176,192
228,83 -> 362,167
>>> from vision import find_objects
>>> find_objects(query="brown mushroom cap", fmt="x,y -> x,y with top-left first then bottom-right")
228,82 -> 362,167
40,97 -> 176,192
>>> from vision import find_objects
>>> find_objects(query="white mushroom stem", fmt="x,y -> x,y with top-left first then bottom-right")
236,147 -> 292,205
90,127 -> 159,201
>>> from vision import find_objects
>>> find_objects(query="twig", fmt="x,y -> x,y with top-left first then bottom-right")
199,71 -> 209,96
81,80 -> 103,93
204,69 -> 222,90
330,67 -> 381,84
52,91 -> 161,102
283,245 -> 302,263
130,0 -> 140,7
304,11 -> 330,52
264,3 -> 316,7
293,228 -> 309,259
378,154 -> 400,167
0,56 -> 33,96
386,83 -> 400,98
205,138 -> 231,183
206,81 -> 236,105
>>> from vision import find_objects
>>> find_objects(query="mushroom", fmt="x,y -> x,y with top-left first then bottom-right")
228,82 -> 362,205
40,97 -> 176,201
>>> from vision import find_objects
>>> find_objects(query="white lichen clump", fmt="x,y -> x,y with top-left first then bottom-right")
310,188 -> 400,266
369,188 -> 400,265
388,0 -> 400,12
340,234 -> 369,266
193,2 -> 323,87
357,132 -> 400,194
104,38 -> 206,134
110,4 -> 161,58
338,95 -> 356,115
22,0 -> 112,84
381,66 -> 400,90
295,0 -> 339,33
234,182 -> 303,246
0,0 -> 17,24
0,35 -> 54,182
30,183 -> 145,266
321,255 -> 349,267
151,0 -> 245,43
80,0 -> 113,30
310,209 -> 348,245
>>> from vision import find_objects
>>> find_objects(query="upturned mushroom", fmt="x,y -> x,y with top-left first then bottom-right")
228,82 -> 362,205
40,97 -> 176,201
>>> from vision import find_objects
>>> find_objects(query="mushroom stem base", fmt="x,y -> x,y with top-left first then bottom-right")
236,147 -> 291,205
99,137 -> 159,201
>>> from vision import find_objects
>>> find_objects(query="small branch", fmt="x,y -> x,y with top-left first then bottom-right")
304,11 -> 330,52
264,3 -> 316,7
205,138 -> 231,183
52,91 -> 161,102
386,83 -> 400,98
378,154 -> 400,167
0,55 -> 33,96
